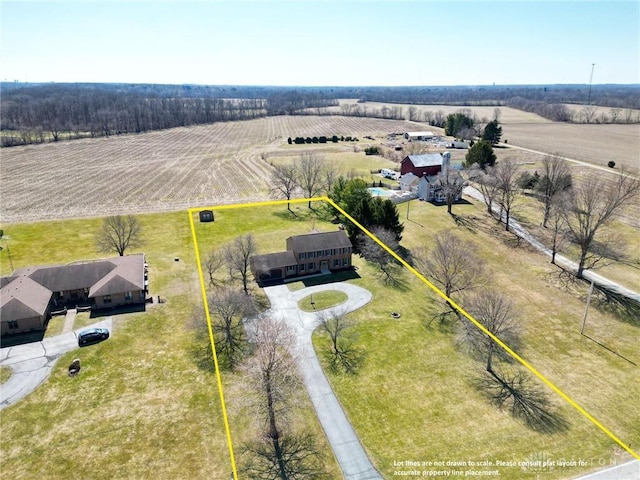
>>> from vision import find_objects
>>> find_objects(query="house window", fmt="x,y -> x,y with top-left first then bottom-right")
103,295 -> 112,304
8,320 -> 19,329
334,259 -> 340,267
125,291 -> 133,301
316,250 -> 323,258
300,264 -> 305,272
299,252 -> 306,260
308,251 -> 314,258
332,249 -> 337,255
286,265 -> 296,273
308,262 -> 314,270
325,249 -> 330,256
343,258 -> 349,266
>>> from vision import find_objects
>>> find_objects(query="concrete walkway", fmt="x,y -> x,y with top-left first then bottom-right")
62,308 -> 77,333
263,282 -> 382,480
0,318 -> 112,410
572,459 -> 639,479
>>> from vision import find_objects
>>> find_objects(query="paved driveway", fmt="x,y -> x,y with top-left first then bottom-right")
0,318 -> 112,410
263,282 -> 382,480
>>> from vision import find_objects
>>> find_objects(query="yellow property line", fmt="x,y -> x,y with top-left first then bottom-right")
327,198 -> 639,461
188,196 -> 639,479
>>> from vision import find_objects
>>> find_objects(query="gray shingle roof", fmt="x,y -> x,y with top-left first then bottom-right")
0,276 -> 52,319
1,254 -> 145,323
286,230 -> 351,253
406,154 -> 443,167
250,251 -> 297,272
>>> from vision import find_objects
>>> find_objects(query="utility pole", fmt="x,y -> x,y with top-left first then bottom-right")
587,63 -> 595,105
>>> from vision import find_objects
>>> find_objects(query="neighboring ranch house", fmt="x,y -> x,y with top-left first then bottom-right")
400,152 -> 451,177
404,131 -> 434,141
250,230 -> 353,285
0,254 -> 148,336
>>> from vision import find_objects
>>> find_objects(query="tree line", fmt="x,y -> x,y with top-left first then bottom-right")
3,82 -> 638,147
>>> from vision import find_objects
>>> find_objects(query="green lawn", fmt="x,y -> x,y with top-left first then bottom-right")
1,206 -> 342,480
298,290 -> 348,312
310,197 -> 639,479
43,314 -> 66,338
2,199 -> 638,480
0,365 -> 11,385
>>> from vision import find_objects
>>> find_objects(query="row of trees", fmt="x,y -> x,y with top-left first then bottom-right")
465,152 -> 640,278
412,231 -> 568,432
1,91 -> 267,146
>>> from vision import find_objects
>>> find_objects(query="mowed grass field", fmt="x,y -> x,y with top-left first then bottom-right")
0,207 -> 343,480
0,115 -> 422,224
306,199 -> 639,479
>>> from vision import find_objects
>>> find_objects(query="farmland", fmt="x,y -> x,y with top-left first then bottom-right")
0,116 -> 421,223
2,110 -> 639,224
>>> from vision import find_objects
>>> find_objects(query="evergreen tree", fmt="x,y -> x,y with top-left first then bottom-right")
482,120 -> 502,145
464,140 -> 497,170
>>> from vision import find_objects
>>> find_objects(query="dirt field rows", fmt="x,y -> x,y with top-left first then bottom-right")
0,116 -> 421,223
501,123 -> 640,173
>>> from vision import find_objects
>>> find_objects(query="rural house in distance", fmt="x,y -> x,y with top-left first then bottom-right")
250,230 -> 353,285
400,152 -> 464,203
0,254 -> 148,336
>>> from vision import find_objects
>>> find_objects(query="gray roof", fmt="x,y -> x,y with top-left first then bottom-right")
286,230 -> 352,253
0,276 -> 52,319
17,261 -> 117,292
250,251 -> 297,272
400,173 -> 420,185
405,154 -> 443,168
1,254 -> 145,323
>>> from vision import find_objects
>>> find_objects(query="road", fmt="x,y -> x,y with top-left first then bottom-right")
462,186 -> 640,303
262,282 -> 382,480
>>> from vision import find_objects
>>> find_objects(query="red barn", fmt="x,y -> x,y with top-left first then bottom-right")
400,153 -> 446,177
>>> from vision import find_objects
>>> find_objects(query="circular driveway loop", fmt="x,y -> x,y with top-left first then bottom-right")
262,282 -> 382,480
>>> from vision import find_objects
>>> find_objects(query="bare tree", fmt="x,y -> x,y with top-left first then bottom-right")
435,167 -> 465,215
95,215 -> 143,256
468,164 -> 499,216
493,107 -> 502,122
547,198 -> 569,265
561,172 -> 640,278
270,163 -> 299,211
460,290 -> 520,373
537,155 -> 571,228
209,287 -> 255,369
224,234 -> 258,294
413,231 -> 484,321
318,309 -> 364,374
581,105 -> 596,124
297,152 -> 324,208
204,249 -> 225,288
322,160 -> 341,194
609,108 -> 620,124
407,105 -> 419,121
241,317 -> 325,480
358,227 -> 401,285
493,158 -> 521,231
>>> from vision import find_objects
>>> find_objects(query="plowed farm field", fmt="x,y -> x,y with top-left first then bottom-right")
0,116 -> 421,223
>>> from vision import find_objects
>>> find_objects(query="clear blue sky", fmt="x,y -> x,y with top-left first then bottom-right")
2,1 -> 639,86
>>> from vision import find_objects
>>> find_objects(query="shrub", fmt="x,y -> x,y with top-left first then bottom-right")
608,160 -> 616,168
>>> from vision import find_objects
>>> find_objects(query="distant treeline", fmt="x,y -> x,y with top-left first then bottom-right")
1,82 -> 638,147
0,83 -> 337,146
